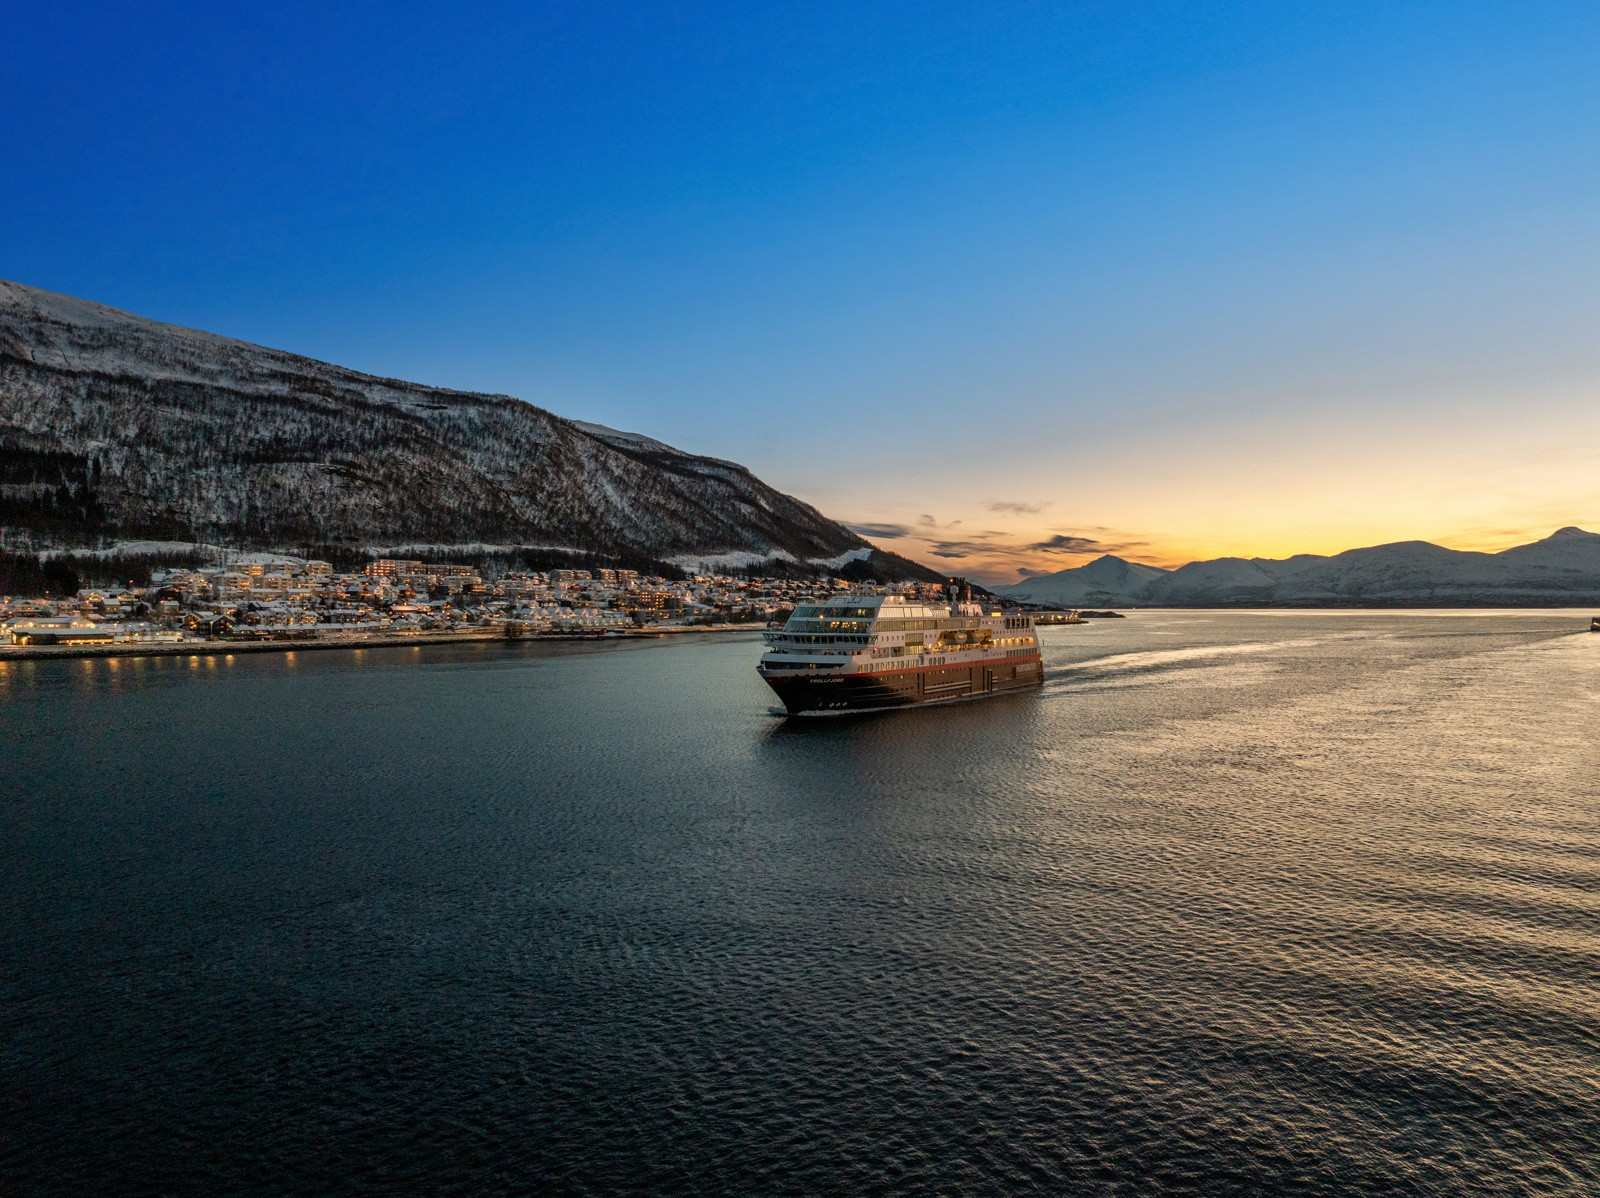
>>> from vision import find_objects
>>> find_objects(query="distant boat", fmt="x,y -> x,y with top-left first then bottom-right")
1033,610 -> 1085,625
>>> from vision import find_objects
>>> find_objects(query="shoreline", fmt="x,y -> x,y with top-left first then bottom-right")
7,608 -> 1590,664
0,624 -> 766,663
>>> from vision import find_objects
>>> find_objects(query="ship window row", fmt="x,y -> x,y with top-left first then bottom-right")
870,618 -> 983,631
768,632 -> 1029,650
783,616 -> 996,634
786,619 -> 875,632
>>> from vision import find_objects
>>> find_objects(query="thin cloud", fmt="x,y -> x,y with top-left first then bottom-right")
1023,533 -> 1149,555
988,500 -> 1050,515
846,522 -> 912,539
930,539 -> 999,558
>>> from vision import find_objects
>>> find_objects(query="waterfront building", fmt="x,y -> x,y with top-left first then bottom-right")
8,617 -> 117,646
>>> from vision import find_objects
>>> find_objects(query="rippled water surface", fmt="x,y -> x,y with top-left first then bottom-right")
4,612 -> 1599,1195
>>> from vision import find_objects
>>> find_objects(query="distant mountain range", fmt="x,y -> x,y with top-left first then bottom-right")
0,279 -> 938,580
996,527 -> 1600,606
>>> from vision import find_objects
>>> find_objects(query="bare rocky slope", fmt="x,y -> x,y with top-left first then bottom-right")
0,279 -> 937,580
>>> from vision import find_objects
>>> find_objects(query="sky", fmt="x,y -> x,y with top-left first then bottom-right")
4,1 -> 1597,582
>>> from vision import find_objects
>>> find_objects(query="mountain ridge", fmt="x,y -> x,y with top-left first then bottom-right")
997,532 -> 1600,606
0,279 -> 939,580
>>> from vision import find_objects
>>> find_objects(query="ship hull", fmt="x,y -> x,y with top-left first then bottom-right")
760,654 -> 1043,715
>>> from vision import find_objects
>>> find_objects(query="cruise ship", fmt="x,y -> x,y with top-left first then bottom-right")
758,586 -> 1043,715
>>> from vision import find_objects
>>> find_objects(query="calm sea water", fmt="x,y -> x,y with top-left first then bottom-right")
3,612 -> 1598,1196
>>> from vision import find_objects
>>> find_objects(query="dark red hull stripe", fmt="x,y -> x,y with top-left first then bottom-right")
760,652 -> 1042,681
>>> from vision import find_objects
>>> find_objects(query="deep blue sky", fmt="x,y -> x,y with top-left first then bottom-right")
5,1 -> 1597,576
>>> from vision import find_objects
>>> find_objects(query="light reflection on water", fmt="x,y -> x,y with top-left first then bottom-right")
2,612 -> 1598,1195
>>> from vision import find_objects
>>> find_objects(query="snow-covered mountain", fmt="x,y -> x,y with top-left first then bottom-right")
997,554 -> 1169,606
0,279 -> 936,578
996,530 -> 1600,606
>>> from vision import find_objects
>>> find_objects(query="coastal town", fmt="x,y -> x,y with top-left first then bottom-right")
0,555 -> 961,655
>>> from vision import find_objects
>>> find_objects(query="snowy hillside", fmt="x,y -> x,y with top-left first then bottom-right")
996,554 -> 1169,606
0,279 -> 937,579
997,531 -> 1600,606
